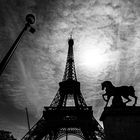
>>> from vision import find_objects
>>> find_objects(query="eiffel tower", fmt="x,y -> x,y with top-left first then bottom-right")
21,37 -> 104,140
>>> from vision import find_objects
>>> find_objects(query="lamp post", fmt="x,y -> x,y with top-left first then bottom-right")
0,14 -> 36,76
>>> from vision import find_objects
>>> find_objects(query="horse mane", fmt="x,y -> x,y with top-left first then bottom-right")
102,81 -> 114,87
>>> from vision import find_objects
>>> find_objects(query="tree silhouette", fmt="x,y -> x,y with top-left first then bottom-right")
0,130 -> 17,140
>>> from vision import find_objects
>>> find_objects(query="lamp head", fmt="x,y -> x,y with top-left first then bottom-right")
26,14 -> 35,24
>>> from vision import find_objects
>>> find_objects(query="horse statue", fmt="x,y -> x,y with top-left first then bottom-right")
101,81 -> 137,107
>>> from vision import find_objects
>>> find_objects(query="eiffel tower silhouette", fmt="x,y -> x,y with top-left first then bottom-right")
21,37 -> 104,140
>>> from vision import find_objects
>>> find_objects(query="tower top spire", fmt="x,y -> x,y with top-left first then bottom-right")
62,36 -> 77,81
68,36 -> 74,47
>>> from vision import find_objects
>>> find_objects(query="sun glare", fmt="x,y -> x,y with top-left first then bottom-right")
78,47 -> 108,71
77,37 -> 109,71
81,49 -> 104,68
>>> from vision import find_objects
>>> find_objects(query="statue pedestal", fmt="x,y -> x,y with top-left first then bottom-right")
100,107 -> 140,140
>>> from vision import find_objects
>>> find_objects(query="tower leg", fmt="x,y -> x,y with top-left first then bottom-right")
81,128 -> 90,140
66,128 -> 68,140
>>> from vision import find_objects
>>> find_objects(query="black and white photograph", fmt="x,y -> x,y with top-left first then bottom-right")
0,0 -> 139,140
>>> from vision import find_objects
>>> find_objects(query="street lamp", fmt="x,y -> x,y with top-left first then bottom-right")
0,14 -> 36,76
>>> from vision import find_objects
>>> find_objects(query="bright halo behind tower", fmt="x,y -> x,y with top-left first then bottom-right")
77,38 -> 109,71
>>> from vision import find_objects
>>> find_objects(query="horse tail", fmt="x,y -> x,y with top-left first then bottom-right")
129,86 -> 135,96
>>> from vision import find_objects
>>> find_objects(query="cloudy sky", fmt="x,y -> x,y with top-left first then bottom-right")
0,0 -> 140,139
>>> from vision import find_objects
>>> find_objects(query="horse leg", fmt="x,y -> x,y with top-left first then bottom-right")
132,95 -> 137,106
105,97 -> 110,107
102,94 -> 108,101
124,96 -> 131,104
102,94 -> 109,107
105,100 -> 109,107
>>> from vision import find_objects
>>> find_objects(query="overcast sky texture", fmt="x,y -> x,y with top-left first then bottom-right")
0,0 -> 140,139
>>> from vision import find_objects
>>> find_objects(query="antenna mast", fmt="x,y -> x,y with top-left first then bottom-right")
25,108 -> 31,131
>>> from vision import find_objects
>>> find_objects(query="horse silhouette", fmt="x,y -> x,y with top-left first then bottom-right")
101,81 -> 137,107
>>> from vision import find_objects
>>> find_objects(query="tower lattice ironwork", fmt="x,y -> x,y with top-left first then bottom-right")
21,37 -> 104,140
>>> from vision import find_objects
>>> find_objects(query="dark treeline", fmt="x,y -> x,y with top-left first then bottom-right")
0,130 -> 17,140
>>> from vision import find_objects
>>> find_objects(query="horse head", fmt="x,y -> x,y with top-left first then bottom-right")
101,81 -> 113,90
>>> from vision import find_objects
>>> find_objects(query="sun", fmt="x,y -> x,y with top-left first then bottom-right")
80,49 -> 105,69
77,38 -> 108,71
